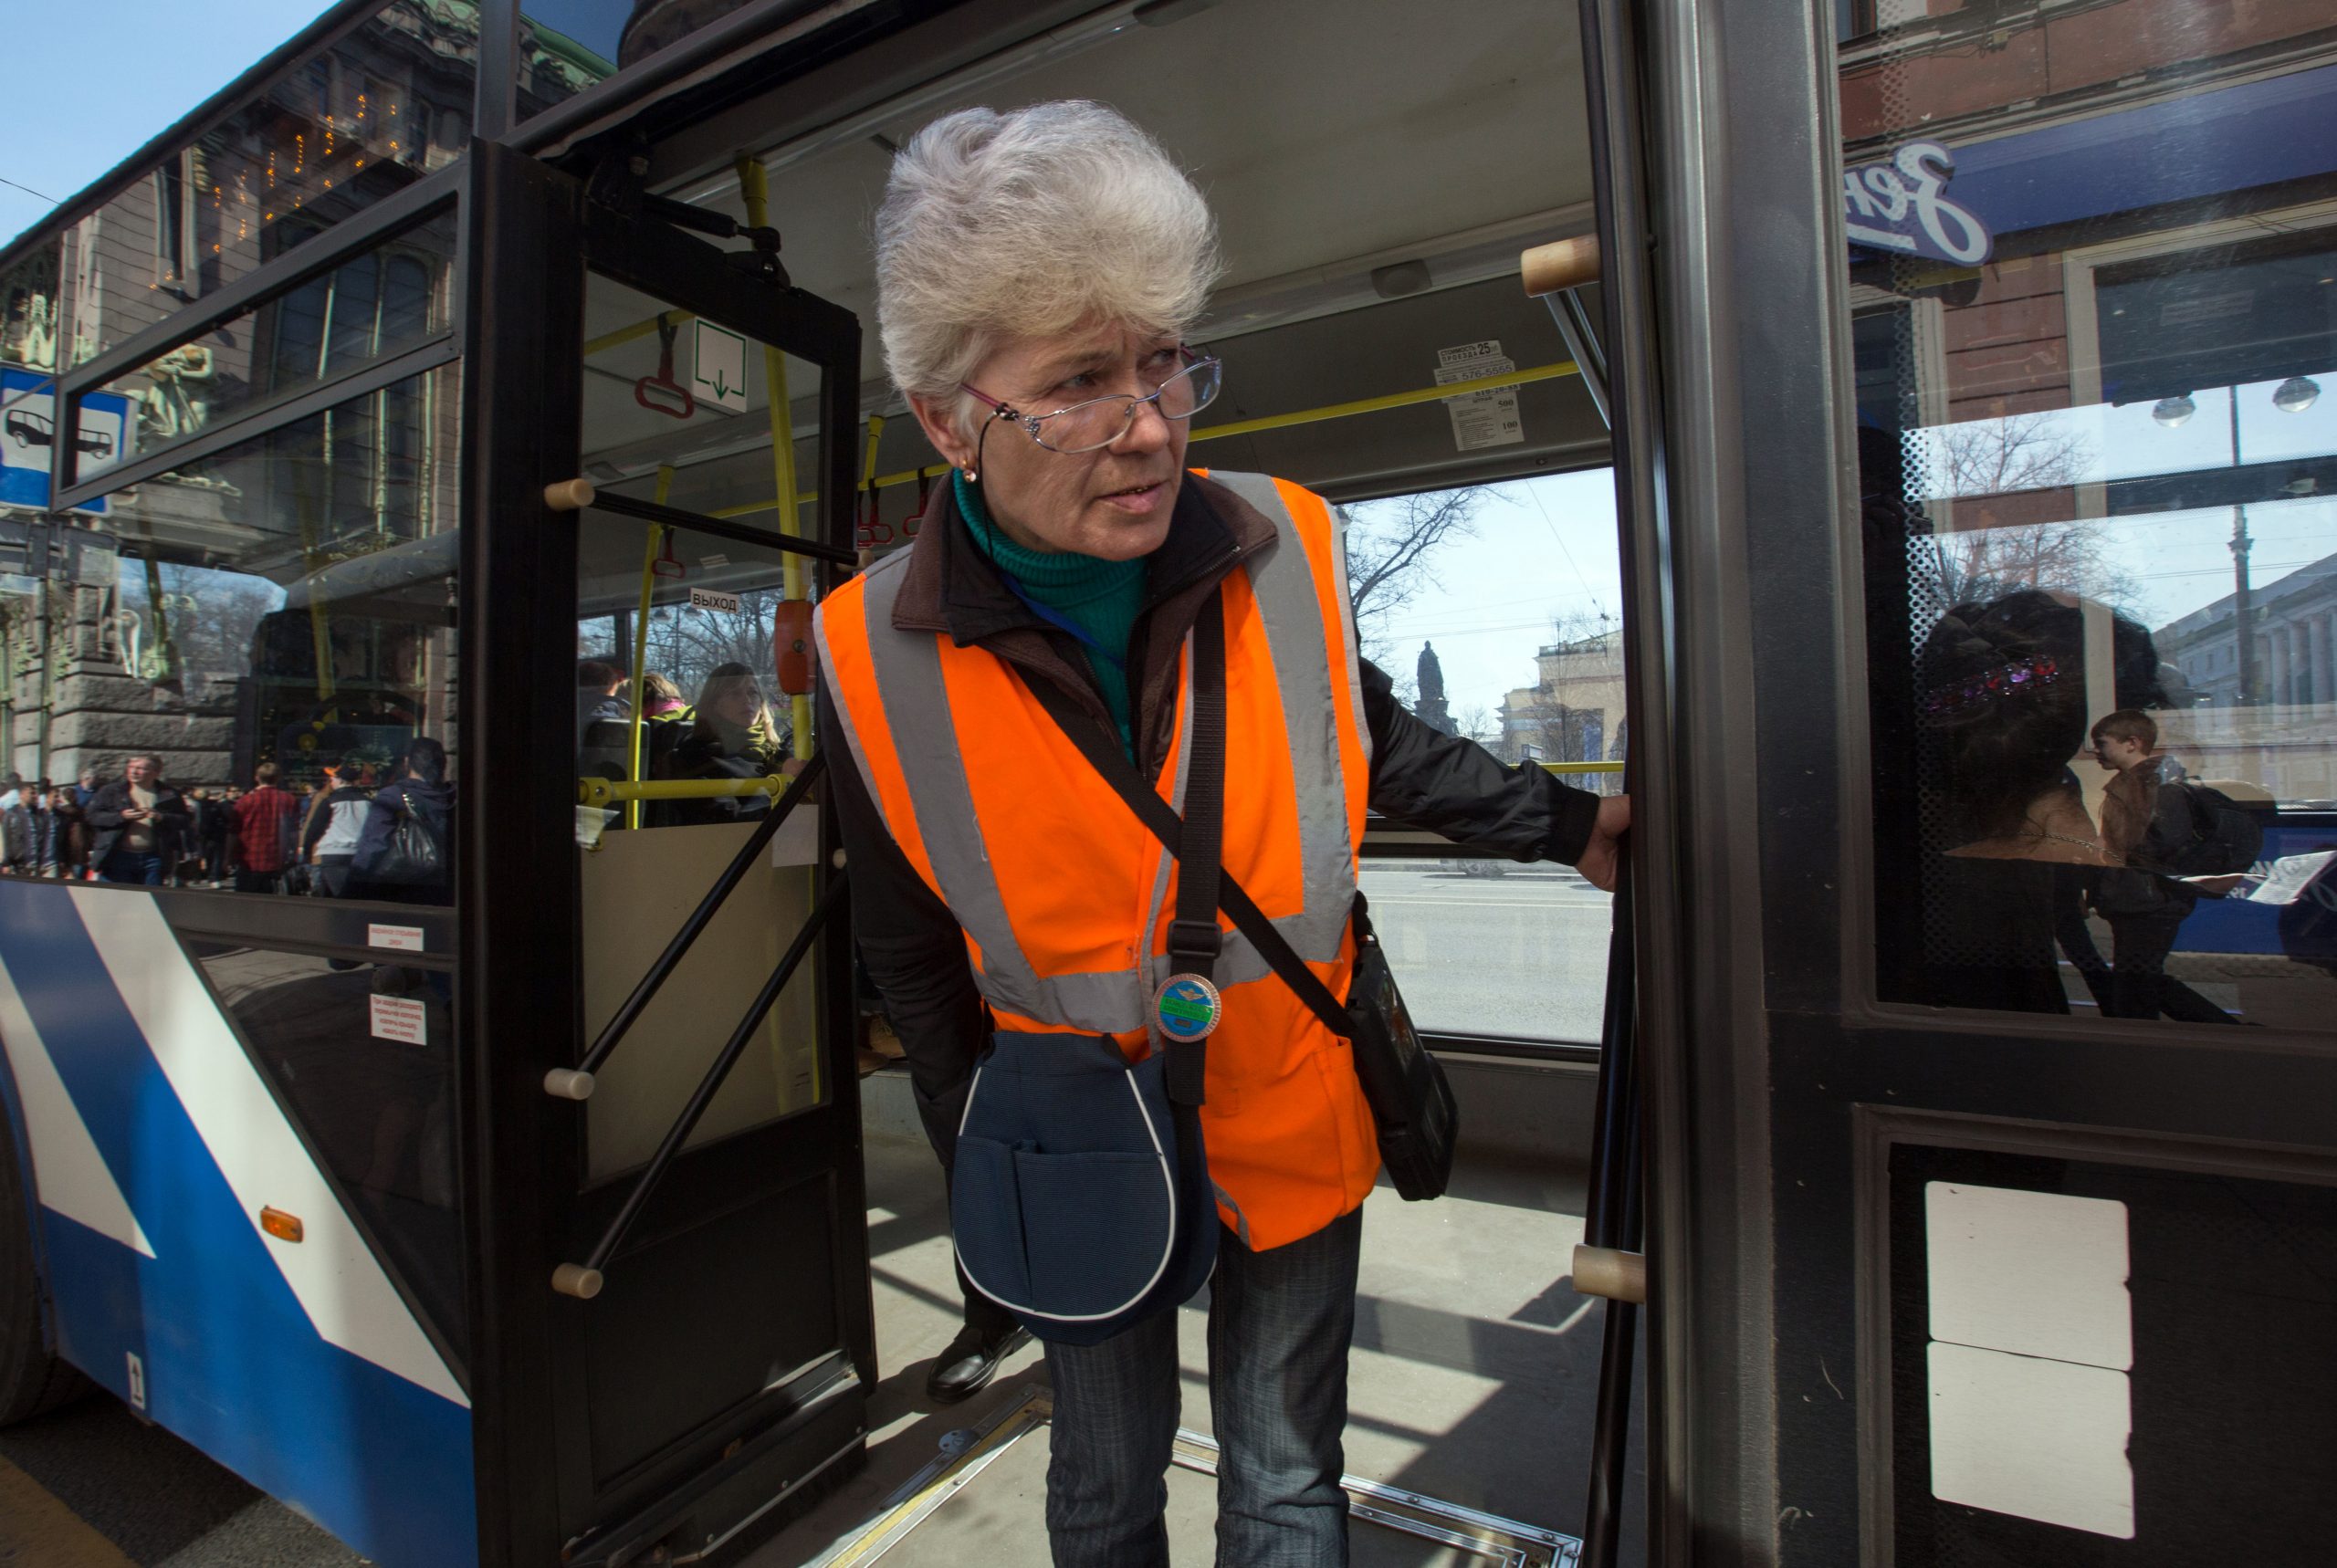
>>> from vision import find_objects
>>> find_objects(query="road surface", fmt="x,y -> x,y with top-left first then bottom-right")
1359,859 -> 1617,1043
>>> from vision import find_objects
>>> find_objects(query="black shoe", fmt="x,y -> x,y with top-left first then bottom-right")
925,1323 -> 1031,1404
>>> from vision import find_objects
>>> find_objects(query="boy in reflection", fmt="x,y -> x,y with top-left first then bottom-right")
2089,710 -> 2237,1024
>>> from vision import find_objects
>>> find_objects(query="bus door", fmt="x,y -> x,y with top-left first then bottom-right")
1611,0 -> 2337,1561
461,141 -> 869,1568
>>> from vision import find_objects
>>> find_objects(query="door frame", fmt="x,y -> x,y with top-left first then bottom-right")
1623,3 -> 2337,1563
458,138 -> 871,1568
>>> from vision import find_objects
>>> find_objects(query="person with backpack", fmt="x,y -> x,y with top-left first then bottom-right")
300,758 -> 375,898
2090,709 -> 2247,1023
352,737 -> 452,905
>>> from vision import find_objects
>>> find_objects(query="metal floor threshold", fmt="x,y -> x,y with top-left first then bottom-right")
809,1385 -> 1582,1567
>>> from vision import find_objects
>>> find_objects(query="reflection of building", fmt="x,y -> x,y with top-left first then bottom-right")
1499,629 -> 1622,770
0,0 -> 476,787
2152,550 -> 2337,804
2158,552 -> 2337,711
1843,1 -> 2337,617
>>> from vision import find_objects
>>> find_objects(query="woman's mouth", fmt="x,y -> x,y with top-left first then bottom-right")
1098,479 -> 1168,514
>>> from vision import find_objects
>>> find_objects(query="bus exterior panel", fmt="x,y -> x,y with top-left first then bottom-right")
0,878 -> 476,1568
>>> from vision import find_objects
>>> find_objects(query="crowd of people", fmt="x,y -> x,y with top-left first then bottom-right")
0,746 -> 453,903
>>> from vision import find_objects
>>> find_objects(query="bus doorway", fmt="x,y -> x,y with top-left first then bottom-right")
464,145 -> 875,1567
471,0 -> 1643,1562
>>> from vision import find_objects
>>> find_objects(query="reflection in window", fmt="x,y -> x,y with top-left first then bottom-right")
83,209 -> 455,473
1842,5 -> 2337,1030
63,0 -> 477,369
0,367 -> 457,900
199,943 -> 465,1361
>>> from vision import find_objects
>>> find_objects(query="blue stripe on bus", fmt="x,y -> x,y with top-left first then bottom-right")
0,883 -> 477,1568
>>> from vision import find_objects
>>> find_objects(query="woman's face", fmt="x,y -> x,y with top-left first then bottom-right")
713,680 -> 761,725
911,321 -> 1189,560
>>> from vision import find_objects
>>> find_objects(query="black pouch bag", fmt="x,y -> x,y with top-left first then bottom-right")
1023,597 -> 1459,1205
950,592 -> 1233,1343
1342,902 -> 1459,1201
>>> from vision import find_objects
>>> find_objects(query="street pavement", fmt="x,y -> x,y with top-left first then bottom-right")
1360,858 -> 1617,1043
0,1396 -> 363,1567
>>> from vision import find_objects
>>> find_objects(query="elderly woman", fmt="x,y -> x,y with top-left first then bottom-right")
817,101 -> 1627,1568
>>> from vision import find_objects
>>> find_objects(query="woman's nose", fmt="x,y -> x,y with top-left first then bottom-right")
1110,396 -> 1174,454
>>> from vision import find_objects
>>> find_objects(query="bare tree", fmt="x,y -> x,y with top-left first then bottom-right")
1936,411 -> 2089,500
1455,703 -> 1501,748
1927,413 -> 2140,612
1341,487 -> 1485,660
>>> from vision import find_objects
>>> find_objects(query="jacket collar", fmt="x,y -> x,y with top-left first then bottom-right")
887,469 -> 1277,644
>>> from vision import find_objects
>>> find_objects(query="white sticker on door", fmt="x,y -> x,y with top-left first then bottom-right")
1435,340 -> 1524,451
367,923 -> 424,953
369,994 -> 427,1046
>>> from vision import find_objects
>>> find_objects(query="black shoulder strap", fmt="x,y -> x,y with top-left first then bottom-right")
1020,591 -> 1355,1051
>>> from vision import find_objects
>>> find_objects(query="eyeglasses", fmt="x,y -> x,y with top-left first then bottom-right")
962,350 -> 1222,455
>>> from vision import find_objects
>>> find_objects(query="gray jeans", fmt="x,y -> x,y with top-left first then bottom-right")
1042,1206 -> 1363,1567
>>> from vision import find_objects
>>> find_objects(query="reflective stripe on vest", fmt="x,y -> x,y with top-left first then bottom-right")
816,474 -> 1370,1037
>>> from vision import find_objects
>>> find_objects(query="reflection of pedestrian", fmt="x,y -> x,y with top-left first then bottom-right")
88,755 -> 193,884
302,758 -> 374,897
45,787 -> 83,879
353,737 -> 453,906
0,775 -> 33,876
2089,710 -> 2236,1024
232,764 -> 302,894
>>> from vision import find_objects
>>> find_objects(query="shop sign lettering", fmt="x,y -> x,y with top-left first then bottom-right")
1843,141 -> 1992,267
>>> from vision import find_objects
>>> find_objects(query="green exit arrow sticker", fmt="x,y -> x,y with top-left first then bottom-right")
692,320 -> 750,412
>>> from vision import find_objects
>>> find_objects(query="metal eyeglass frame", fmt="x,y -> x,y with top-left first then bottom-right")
959,348 -> 1223,456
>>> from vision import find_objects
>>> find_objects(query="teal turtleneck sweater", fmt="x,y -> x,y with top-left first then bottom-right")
957,469 -> 1147,758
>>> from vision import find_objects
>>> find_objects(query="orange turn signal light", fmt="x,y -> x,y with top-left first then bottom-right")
260,1207 -> 305,1243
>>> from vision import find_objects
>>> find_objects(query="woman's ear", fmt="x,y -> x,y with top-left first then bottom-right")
907,392 -> 976,472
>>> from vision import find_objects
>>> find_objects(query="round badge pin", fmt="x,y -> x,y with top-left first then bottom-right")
1152,973 -> 1223,1041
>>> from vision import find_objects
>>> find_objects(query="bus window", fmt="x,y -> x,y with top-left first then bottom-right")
79,207 -> 456,478
1347,471 -> 1623,1045
1,364 -> 459,897
570,267 -> 827,1182
1842,6 -> 2337,1030
61,0 -> 477,370
194,941 -> 464,1361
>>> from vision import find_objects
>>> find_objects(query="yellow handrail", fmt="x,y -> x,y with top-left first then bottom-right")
1542,761 -> 1624,775
623,465 -> 676,830
578,774 -> 799,808
735,154 -> 812,761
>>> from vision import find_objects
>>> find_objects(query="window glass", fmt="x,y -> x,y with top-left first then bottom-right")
571,269 -> 829,1175
1342,470 -> 1625,1044
0,366 -> 457,899
515,2 -> 648,120
196,941 -> 464,1360
1,243 -> 63,509
76,209 -> 455,479
61,0 -> 476,370
1842,5 -> 2337,1028
1361,856 -> 1612,1043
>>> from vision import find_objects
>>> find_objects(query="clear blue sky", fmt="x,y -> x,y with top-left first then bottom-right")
0,3 -> 332,251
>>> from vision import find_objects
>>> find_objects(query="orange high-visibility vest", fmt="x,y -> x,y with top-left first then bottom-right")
816,472 -> 1379,1250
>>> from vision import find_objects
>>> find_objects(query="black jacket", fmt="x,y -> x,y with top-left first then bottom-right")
822,474 -> 1603,1158
85,779 -> 194,865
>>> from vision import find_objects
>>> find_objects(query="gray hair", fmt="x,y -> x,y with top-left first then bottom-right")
874,101 -> 1222,431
